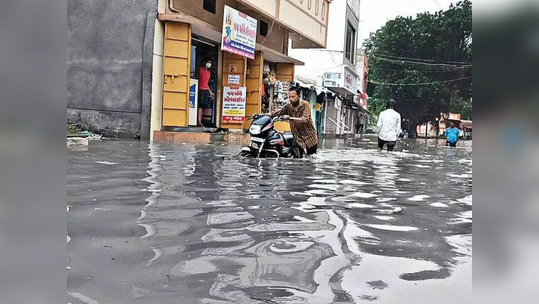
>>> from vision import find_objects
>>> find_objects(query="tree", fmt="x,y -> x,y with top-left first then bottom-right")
454,99 -> 472,120
364,0 -> 472,133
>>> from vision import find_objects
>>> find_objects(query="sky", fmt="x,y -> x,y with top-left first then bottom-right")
291,0 -> 461,86
358,0 -> 457,43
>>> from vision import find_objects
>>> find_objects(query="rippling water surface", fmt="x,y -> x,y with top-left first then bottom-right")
68,138 -> 472,304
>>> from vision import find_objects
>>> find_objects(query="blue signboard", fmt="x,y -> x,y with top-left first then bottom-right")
189,83 -> 196,108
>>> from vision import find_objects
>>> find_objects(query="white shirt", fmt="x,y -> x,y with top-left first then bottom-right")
377,109 -> 402,141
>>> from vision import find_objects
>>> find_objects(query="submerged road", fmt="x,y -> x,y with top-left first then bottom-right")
68,137 -> 472,304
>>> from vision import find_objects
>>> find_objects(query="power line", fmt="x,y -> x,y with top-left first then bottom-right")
370,53 -> 471,65
376,68 -> 468,73
368,76 -> 472,86
368,94 -> 450,102
369,54 -> 472,68
400,94 -> 451,102
306,49 -> 472,66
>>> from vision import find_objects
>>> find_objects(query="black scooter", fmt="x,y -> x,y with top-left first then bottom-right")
240,114 -> 301,158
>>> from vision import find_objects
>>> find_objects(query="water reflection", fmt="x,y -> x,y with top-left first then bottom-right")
67,139 -> 472,304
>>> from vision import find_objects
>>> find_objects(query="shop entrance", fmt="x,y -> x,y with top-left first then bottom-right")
191,35 -> 219,127
261,60 -> 277,115
261,60 -> 294,131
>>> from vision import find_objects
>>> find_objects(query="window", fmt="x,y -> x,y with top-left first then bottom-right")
203,0 -> 216,14
259,21 -> 269,37
345,21 -> 356,64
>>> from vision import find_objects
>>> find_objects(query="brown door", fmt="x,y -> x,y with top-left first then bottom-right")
276,63 -> 295,82
274,63 -> 295,131
220,52 -> 247,130
244,51 -> 264,129
162,22 -> 191,127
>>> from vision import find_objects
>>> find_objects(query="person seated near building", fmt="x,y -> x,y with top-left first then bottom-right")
198,58 -> 215,126
271,87 -> 318,157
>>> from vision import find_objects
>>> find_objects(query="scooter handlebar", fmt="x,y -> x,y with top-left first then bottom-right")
248,114 -> 289,122
273,116 -> 289,122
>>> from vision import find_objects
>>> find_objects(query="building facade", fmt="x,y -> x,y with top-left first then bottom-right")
289,0 -> 367,136
67,0 -> 160,139
68,0 -> 333,140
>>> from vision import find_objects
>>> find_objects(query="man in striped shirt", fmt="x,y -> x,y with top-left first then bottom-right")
272,87 -> 318,156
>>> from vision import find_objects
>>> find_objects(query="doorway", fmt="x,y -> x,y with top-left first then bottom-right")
261,60 -> 277,114
191,35 -> 219,127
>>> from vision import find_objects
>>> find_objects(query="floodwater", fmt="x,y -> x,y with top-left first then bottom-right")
67,137 -> 472,304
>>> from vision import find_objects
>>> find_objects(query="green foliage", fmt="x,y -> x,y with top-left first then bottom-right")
364,0 -> 472,131
67,123 -> 82,134
455,99 -> 472,120
368,97 -> 387,116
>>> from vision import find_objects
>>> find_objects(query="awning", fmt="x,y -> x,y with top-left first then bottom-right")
326,87 -> 354,97
158,13 -> 303,65
461,120 -> 472,128
293,78 -> 317,89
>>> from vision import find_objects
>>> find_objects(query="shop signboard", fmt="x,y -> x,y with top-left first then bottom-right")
221,5 -> 257,60
343,67 -> 358,93
228,75 -> 241,85
449,113 -> 461,120
222,86 -> 247,124
359,93 -> 368,110
323,72 -> 341,88
441,113 -> 462,121
322,66 -> 358,95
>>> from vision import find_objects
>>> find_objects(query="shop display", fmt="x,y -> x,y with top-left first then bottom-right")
261,72 -> 276,114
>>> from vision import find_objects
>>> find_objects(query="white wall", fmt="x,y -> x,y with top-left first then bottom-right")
290,0 -> 361,88
149,20 -> 165,141
289,0 -> 348,85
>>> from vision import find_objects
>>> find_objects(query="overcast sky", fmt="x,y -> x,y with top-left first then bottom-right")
358,0 -> 457,43
292,0 -> 466,84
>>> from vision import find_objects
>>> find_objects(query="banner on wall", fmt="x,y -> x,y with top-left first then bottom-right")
359,93 -> 368,110
343,68 -> 358,93
323,66 -> 358,95
222,86 -> 247,124
221,5 -> 257,59
188,79 -> 199,126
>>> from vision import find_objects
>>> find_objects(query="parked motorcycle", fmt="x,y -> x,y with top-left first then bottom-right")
240,114 -> 301,158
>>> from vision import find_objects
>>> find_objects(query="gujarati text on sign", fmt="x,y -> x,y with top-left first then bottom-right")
222,86 -> 247,124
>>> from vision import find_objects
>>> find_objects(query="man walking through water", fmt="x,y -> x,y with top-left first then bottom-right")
271,87 -> 318,157
445,121 -> 460,147
377,99 -> 402,152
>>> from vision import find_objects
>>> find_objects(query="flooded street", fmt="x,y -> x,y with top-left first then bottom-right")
67,137 -> 472,304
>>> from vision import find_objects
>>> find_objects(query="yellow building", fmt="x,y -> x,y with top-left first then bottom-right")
151,0 -> 332,142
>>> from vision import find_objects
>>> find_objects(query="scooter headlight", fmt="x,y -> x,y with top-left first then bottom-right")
250,125 -> 262,135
